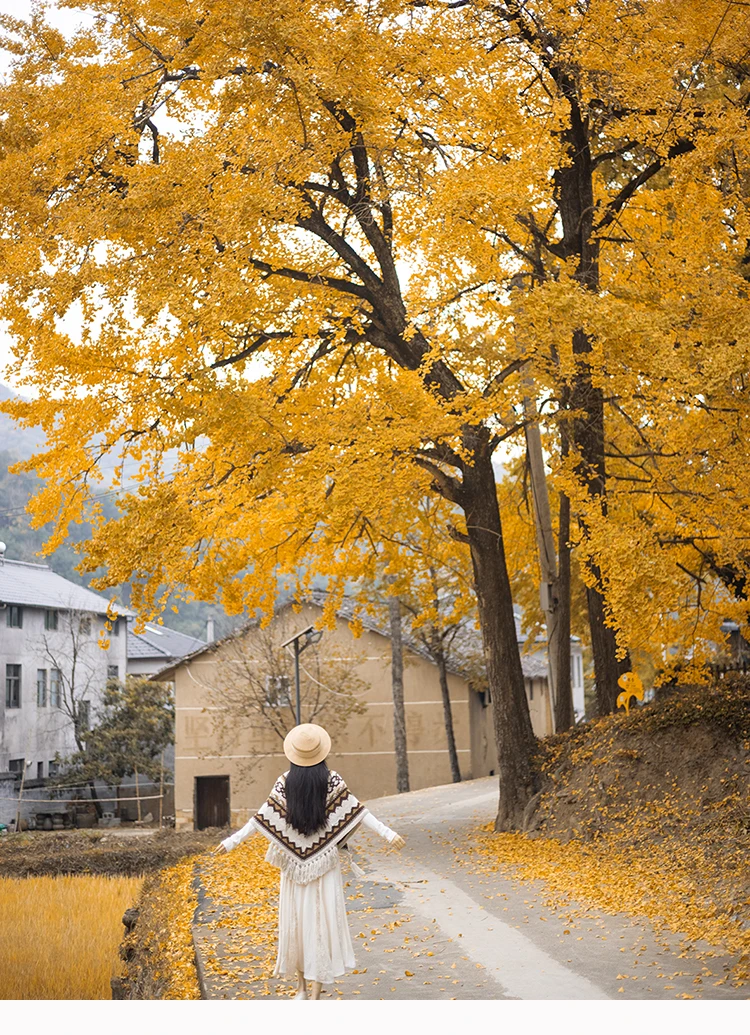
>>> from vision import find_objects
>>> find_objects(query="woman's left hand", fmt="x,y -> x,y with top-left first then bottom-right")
211,843 -> 227,854
390,834 -> 406,850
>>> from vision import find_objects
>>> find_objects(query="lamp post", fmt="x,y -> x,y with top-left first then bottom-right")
280,626 -> 324,726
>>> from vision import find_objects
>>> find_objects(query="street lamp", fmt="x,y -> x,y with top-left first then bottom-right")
280,625 -> 324,726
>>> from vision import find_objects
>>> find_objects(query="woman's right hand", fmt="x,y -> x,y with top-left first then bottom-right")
211,843 -> 227,855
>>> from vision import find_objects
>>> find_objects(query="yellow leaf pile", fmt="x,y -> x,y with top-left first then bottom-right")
471,828 -> 749,985
197,836 -> 281,997
120,857 -> 201,1000
469,680 -> 750,986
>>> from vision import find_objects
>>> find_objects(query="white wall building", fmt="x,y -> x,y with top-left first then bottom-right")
0,557 -> 129,783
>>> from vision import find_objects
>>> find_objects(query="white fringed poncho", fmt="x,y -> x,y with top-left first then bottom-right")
222,770 -> 388,884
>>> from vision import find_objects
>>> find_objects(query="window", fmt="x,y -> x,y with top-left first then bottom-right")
5,664 -> 21,708
265,674 -> 291,708
6,605 -> 22,628
49,668 -> 61,708
107,664 -> 119,682
37,761 -> 44,780
8,758 -> 25,776
78,615 -> 92,635
37,669 -> 47,707
48,760 -> 58,778
44,609 -> 58,631
77,700 -> 91,732
111,617 -> 120,636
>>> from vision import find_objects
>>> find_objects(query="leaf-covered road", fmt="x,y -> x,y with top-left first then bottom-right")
193,777 -> 747,1000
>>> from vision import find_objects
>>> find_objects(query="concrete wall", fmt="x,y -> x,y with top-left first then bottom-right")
173,605 -> 474,830
0,772 -> 16,826
0,607 -> 128,776
126,656 -> 165,677
571,643 -> 585,720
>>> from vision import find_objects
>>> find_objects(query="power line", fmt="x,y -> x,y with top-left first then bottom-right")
0,792 -> 166,804
0,479 -> 146,521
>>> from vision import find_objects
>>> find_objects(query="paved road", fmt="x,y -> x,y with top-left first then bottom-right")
193,777 -> 746,1000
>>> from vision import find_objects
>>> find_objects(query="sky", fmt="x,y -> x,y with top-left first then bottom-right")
0,0 -> 89,393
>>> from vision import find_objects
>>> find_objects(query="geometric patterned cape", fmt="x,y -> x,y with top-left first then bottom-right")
253,770 -> 366,885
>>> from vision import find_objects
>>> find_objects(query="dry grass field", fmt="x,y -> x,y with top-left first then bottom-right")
0,874 -> 142,999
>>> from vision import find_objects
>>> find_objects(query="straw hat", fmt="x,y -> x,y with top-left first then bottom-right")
283,723 -> 332,767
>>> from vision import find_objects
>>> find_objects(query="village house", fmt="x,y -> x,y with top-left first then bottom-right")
126,619 -> 206,678
0,551 -> 129,826
118,618 -> 207,822
156,597 -> 584,831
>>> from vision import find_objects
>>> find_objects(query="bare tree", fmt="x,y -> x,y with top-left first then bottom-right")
402,583 -> 466,784
38,608 -> 110,815
205,614 -> 367,778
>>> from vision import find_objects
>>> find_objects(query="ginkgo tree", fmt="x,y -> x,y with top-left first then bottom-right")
1,0 -> 749,828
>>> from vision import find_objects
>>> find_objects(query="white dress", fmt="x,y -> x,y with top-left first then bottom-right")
222,807 -> 396,983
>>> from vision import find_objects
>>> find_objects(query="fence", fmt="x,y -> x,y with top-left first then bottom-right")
0,776 -> 176,830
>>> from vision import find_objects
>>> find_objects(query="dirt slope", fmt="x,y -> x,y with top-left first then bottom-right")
526,675 -> 750,916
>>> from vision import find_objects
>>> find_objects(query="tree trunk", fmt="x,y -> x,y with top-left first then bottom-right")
556,88 -> 630,713
388,595 -> 410,793
87,779 -> 103,819
460,439 -> 537,830
568,345 -> 630,715
586,578 -> 631,715
433,638 -> 461,783
554,489 -> 575,731
73,722 -> 103,819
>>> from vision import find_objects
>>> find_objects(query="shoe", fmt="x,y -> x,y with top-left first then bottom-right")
294,988 -> 307,1000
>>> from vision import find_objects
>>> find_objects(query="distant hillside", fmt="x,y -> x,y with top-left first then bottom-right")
0,385 -> 310,640
0,385 -> 241,638
0,383 -> 45,459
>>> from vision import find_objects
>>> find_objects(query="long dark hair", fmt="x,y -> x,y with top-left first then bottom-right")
285,761 -> 330,836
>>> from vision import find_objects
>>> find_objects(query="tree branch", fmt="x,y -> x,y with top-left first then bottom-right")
594,138 -> 696,232
413,455 -> 464,504
209,331 -> 291,370
249,256 -> 373,301
483,356 -> 529,398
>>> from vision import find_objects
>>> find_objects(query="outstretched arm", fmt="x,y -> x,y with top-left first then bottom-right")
360,809 -> 405,848
212,816 -> 259,854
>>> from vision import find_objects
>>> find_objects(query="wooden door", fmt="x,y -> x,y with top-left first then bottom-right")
195,775 -> 230,830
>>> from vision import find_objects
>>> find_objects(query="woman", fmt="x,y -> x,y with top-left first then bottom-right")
214,723 -> 405,1000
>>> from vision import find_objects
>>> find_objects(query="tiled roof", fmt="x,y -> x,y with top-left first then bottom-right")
127,620 -> 206,662
0,558 -> 129,616
520,653 -> 549,680
152,590 -> 554,684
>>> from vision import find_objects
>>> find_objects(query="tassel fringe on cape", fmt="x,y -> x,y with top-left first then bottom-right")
253,770 -> 366,885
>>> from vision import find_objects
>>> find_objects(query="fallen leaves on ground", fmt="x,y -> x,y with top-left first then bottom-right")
120,857 -> 202,999
197,836 -> 282,998
470,820 -> 749,986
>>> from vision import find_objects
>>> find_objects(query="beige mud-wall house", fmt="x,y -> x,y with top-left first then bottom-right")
156,600 -> 584,831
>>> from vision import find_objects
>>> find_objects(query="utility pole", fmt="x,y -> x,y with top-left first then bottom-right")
293,638 -> 302,725
280,626 -> 323,727
523,392 -> 561,733
14,757 -> 32,833
159,751 -> 164,830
